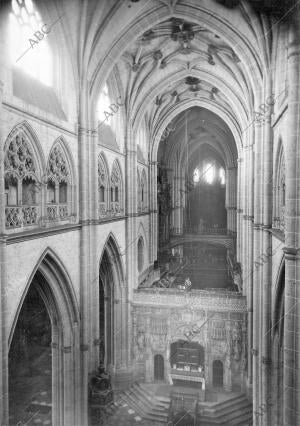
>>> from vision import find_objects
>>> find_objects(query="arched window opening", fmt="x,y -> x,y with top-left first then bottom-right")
154,354 -> 164,381
4,130 -> 40,229
47,181 -> 55,204
98,155 -> 109,218
9,0 -> 52,86
5,175 -> 18,206
99,186 -> 105,203
59,182 -> 67,204
273,145 -> 285,232
110,161 -> 123,216
192,160 -> 225,186
187,158 -> 227,233
213,360 -> 224,387
138,237 -> 144,273
219,168 -> 225,185
46,144 -> 72,222
97,84 -> 111,124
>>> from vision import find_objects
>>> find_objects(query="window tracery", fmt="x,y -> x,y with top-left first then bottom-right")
98,155 -> 109,218
192,160 -> 225,186
110,161 -> 123,216
10,0 -> 52,85
45,145 -> 70,221
4,131 -> 40,228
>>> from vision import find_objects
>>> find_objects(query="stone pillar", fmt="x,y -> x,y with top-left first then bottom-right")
0,6 -> 9,424
149,160 -> 158,263
236,158 -> 243,262
227,167 -> 237,234
247,143 -> 254,388
252,116 -> 263,426
261,77 -> 273,426
120,126 -> 137,387
78,82 -> 92,426
283,17 -> 300,426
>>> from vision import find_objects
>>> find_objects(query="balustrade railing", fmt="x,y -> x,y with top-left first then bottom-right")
5,205 -> 39,228
47,204 -> 69,221
99,202 -> 108,218
110,201 -> 124,217
170,226 -> 227,236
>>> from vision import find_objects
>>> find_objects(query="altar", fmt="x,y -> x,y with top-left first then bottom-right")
170,368 -> 206,401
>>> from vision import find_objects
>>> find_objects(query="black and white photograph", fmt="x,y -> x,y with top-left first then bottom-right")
0,0 -> 299,424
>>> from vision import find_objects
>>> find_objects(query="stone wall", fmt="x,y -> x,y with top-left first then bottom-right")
132,289 -> 247,392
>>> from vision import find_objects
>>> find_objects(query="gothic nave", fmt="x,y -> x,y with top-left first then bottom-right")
0,0 -> 299,425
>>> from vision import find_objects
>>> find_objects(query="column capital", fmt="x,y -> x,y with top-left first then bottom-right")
283,247 -> 298,260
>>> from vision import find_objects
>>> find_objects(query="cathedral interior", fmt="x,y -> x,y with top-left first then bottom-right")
0,0 -> 299,425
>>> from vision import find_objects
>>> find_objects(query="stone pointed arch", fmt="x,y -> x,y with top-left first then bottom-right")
137,222 -> 148,278
8,247 -> 79,347
97,233 -> 128,383
273,138 -> 285,232
110,159 -> 124,216
8,248 -> 80,426
98,152 -> 110,218
45,137 -> 76,222
4,121 -> 46,229
99,232 -> 125,290
3,120 -> 46,175
137,167 -> 141,213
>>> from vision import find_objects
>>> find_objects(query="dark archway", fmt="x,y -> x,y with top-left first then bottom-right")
9,278 -> 52,425
272,262 -> 285,424
8,251 -> 80,426
154,354 -> 164,381
99,250 -> 114,367
213,360 -> 224,387
98,235 -> 125,379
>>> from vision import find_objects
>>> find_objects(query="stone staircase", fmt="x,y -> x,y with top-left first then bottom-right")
119,382 -> 170,424
197,394 -> 253,425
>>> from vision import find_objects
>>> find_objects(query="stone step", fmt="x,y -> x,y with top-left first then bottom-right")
201,398 -> 251,419
199,394 -> 247,413
133,383 -> 170,410
137,384 -> 170,406
197,394 -> 252,426
120,383 -> 170,423
121,391 -> 148,416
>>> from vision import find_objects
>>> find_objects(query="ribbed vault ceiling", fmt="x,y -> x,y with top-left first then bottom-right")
157,106 -> 236,170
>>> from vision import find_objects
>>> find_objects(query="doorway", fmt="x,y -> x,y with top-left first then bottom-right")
154,354 -> 164,381
212,360 -> 224,387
